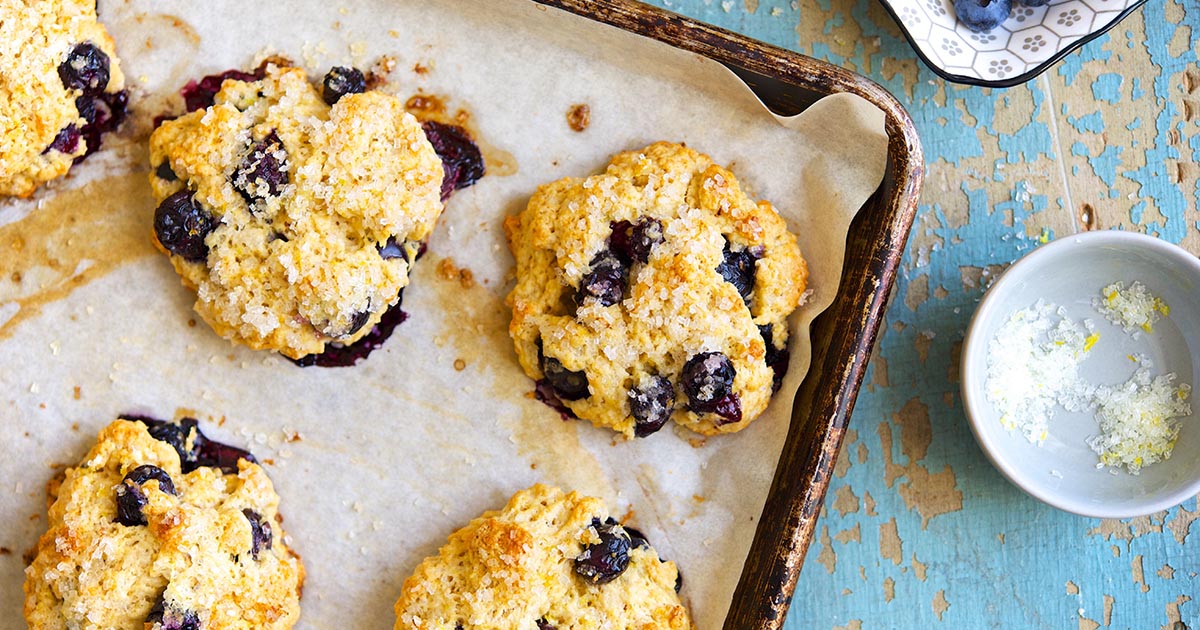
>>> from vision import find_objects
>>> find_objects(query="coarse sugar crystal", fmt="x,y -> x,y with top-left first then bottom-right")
1094,281 -> 1169,335
985,300 -> 1097,444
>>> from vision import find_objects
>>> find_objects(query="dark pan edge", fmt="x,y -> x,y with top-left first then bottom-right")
529,1 -> 925,627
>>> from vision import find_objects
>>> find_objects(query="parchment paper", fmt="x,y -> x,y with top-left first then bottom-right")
0,1 -> 887,627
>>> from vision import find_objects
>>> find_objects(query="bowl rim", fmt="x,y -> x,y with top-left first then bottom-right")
961,230 -> 1200,519
874,0 -> 1148,89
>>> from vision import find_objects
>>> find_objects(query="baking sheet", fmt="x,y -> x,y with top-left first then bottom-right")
0,0 -> 887,627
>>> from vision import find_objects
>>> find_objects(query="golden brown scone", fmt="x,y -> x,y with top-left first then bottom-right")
0,0 -> 127,197
505,142 -> 807,437
149,64 -> 445,359
24,417 -> 304,630
395,484 -> 690,630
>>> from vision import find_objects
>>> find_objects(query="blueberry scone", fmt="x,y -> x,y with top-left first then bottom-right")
0,0 -> 128,197
150,63 -> 458,360
505,142 -> 807,437
24,416 -> 304,630
394,484 -> 690,630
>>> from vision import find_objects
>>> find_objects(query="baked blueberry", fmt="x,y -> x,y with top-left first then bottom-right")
145,598 -> 201,630
681,352 -> 736,408
114,481 -> 148,526
181,69 -> 260,112
705,393 -> 743,426
578,250 -> 627,307
156,162 -> 178,182
243,509 -> 273,559
573,518 -> 632,584
153,191 -> 217,262
233,130 -> 289,204
953,0 -> 1012,32
128,416 -> 257,474
609,218 -> 664,264
289,298 -> 410,368
629,376 -> 674,437
114,465 -> 177,527
759,324 -> 790,392
322,66 -> 366,105
125,464 -> 177,495
716,241 -> 759,304
536,620 -> 557,630
44,125 -> 81,155
542,355 -> 589,401
76,90 -> 128,161
422,120 -> 485,201
58,43 -> 110,93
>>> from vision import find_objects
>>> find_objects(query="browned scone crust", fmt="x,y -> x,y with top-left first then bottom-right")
394,484 -> 691,630
24,419 -> 304,630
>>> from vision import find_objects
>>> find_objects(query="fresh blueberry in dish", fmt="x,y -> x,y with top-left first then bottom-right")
154,191 -> 218,262
421,121 -> 485,201
58,43 -> 110,93
629,375 -> 674,437
1018,0 -> 1049,5
322,66 -> 366,105
578,250 -> 627,307
953,0 -> 1012,32
574,518 -> 632,584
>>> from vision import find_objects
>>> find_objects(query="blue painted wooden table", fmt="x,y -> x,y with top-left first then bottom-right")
659,1 -> 1199,627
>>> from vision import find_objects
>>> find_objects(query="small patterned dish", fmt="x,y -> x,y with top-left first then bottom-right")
877,0 -> 1147,88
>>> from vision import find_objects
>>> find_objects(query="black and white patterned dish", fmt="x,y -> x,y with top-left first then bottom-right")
879,0 -> 1147,88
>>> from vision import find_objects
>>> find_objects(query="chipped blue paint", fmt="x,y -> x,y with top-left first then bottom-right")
1092,73 -> 1123,104
652,1 -> 1198,626
1066,110 -> 1104,134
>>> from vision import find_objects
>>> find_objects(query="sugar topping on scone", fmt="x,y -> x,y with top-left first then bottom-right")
149,63 -> 446,359
0,0 -> 128,197
394,484 -> 691,630
506,142 -> 808,437
24,416 -> 304,630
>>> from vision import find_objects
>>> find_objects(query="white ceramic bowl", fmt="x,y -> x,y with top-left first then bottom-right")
962,231 -> 1200,518
877,0 -> 1146,87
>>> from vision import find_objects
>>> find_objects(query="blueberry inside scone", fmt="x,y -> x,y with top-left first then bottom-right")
0,0 -> 127,198
24,417 -> 304,630
505,142 -> 808,437
394,484 -> 691,630
149,63 -> 463,360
